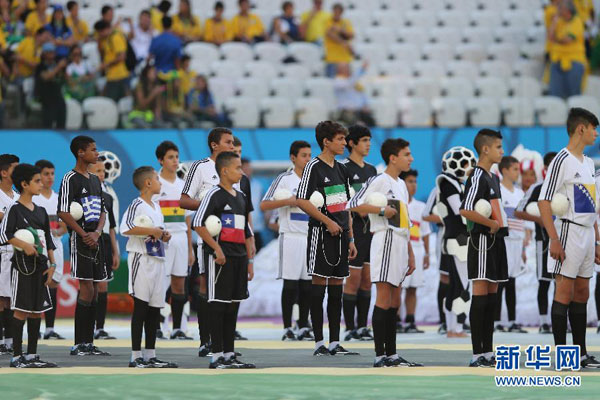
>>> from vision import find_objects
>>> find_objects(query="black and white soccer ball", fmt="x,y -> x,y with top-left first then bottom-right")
98,151 -> 121,184
177,162 -> 189,180
441,146 -> 476,180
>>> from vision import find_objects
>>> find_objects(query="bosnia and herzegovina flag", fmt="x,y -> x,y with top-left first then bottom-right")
387,200 -> 410,229
574,183 -> 596,213
220,213 -> 246,244
490,198 -> 508,228
159,200 -> 185,223
324,184 -> 348,213
410,220 -> 421,241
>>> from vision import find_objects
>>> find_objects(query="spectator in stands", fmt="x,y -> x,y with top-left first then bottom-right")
24,0 -> 49,36
45,5 -> 74,60
95,20 -> 130,102
66,1 -> 88,43
230,0 -> 265,43
333,62 -> 374,127
15,26 -> 49,80
1,0 -> 25,45
548,0 -> 586,99
130,63 -> 165,128
66,44 -> 95,102
300,0 -> 330,44
543,0 -> 560,84
151,0 -> 171,33
186,74 -> 228,126
35,42 -> 66,129
101,4 -> 122,31
324,3 -> 353,77
172,0 -> 202,43
0,56 -> 9,128
203,1 -> 231,45
271,1 -> 300,44
124,9 -> 155,65
178,54 -> 195,95
149,16 -> 182,78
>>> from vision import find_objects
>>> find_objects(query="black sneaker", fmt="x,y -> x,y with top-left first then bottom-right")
0,344 -> 11,355
396,323 -> 406,333
508,323 -> 527,333
358,327 -> 374,341
296,329 -> 314,341
313,345 -> 331,356
597,325 -> 600,334
28,355 -> 58,368
469,356 -> 489,367
147,357 -> 178,368
43,330 -> 66,340
329,344 -> 360,355
156,330 -> 165,340
170,330 -> 193,340
94,330 -> 116,340
373,357 -> 389,368
539,323 -> 552,334
463,323 -> 471,333
70,344 -> 91,356
485,356 -> 496,368
87,344 -> 111,356
129,357 -> 153,368
282,329 -> 297,341
581,355 -> 600,368
494,324 -> 506,332
198,343 -> 212,357
404,323 -> 424,333
387,355 -> 424,367
343,329 -> 360,341
438,323 -> 447,334
10,355 -> 33,368
228,356 -> 256,369
234,330 -> 248,340
209,356 -> 236,369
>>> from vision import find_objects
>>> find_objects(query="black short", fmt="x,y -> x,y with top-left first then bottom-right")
101,233 -> 114,281
10,262 -> 52,313
467,233 -> 508,282
536,240 -> 553,281
350,231 -> 371,268
307,225 -> 350,279
439,253 -> 453,275
70,234 -> 108,282
204,251 -> 248,303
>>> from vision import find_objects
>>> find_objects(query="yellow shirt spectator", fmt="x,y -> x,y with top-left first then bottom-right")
178,68 -> 196,96
300,10 -> 330,43
574,0 -> 594,23
230,13 -> 264,41
12,0 -> 35,11
16,36 -> 40,77
324,17 -> 354,63
151,8 -> 164,33
0,29 -> 6,52
99,31 -> 129,81
203,17 -> 231,44
551,15 -> 586,70
66,15 -> 89,42
24,10 -> 50,36
172,14 -> 202,41
544,3 -> 558,53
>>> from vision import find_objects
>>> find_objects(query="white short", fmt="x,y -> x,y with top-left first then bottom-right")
549,220 -> 595,279
505,237 -> 524,278
402,242 -> 425,288
165,231 -> 188,278
370,230 -> 409,287
128,252 -> 166,308
278,233 -> 310,281
0,247 -> 13,298
51,241 -> 64,283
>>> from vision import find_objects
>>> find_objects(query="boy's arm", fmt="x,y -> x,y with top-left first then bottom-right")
406,241 -> 415,276
180,165 -> 202,210
260,175 -> 295,212
422,234 -> 430,269
538,153 -> 566,261
245,237 -> 254,281
120,202 -> 164,240
514,185 -> 543,225
460,170 -> 499,233
109,228 -> 120,270
186,215 -> 195,267
347,176 -> 396,218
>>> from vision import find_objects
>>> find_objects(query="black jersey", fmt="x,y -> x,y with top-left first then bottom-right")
461,166 -> 508,237
297,157 -> 351,230
516,182 -> 546,241
436,173 -> 468,240
340,158 -> 377,236
239,174 -> 254,213
192,186 -> 252,257
57,170 -> 105,233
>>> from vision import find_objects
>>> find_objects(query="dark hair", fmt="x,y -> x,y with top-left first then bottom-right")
35,27 -> 47,36
155,141 -> 179,160
399,169 -> 418,180
566,107 -> 599,136
282,1 -> 293,10
473,129 -> 502,155
50,6 -> 66,32
12,164 -> 40,194
208,127 -> 233,153
215,1 -> 224,10
241,157 -> 250,165
133,166 -> 155,190
140,9 -> 151,17
101,5 -> 112,16
0,154 -> 19,178
66,1 -> 77,11
315,121 -> 347,150
181,54 -> 191,63
333,2 -> 344,11
162,16 -> 172,29
94,20 -> 110,31
158,0 -> 172,13
34,159 -> 55,171
70,135 -> 95,158
346,124 -> 371,151
290,140 -> 311,156
233,136 -> 242,147
543,151 -> 558,167
381,138 -> 409,165
498,155 -> 519,172
70,43 -> 81,56
238,0 -> 249,5
215,151 -> 239,177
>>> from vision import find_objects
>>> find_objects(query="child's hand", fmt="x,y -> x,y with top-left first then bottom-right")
383,206 -> 397,219
488,220 -> 500,234
406,251 -> 416,276
248,261 -> 254,281
150,228 -> 164,240
44,266 -> 55,286
112,252 -> 120,270
162,230 -> 172,243
21,242 -> 37,256
550,238 -> 566,262
325,219 -> 342,236
215,247 -> 226,265
188,248 -> 196,267
348,241 -> 357,260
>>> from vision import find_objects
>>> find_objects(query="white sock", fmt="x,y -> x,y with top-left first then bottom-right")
94,329 -> 101,334
472,354 -> 482,362
143,349 -> 156,360
375,355 -> 385,362
328,341 -> 339,350
388,354 -> 399,360
315,340 -> 325,350
131,351 -> 142,361
25,354 -> 36,361
508,320 -> 515,326
444,309 -> 456,332
45,328 -> 53,334
211,351 -> 223,362
5,338 -> 12,346
224,352 -> 235,360
161,317 -> 169,334
484,352 -> 494,360
181,303 -> 189,333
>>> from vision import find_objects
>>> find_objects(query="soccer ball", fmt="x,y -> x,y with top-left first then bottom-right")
441,146 -> 477,180
98,151 -> 121,184
474,199 -> 492,218
13,229 -> 35,251
70,202 -> 83,220
133,214 -> 154,228
551,193 -> 569,216
205,215 -> 222,237
309,191 -> 324,208
525,202 -> 540,217
366,192 -> 387,207
273,188 -> 292,201
177,162 -> 189,180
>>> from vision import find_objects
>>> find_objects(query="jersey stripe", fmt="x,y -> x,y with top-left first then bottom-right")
125,199 -> 143,230
58,171 -> 76,213
541,150 -> 568,201
0,203 -> 15,244
263,171 -> 292,201
193,186 -> 220,228
182,159 -> 210,195
297,158 -> 319,199
463,168 -> 482,210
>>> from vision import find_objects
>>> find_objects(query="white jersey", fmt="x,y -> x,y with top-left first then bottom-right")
153,175 -> 188,232
181,158 -> 220,202
540,148 -> 597,227
33,191 -> 63,245
120,197 -> 166,257
262,171 -> 308,235
347,172 -> 410,236
408,198 -> 431,247
0,188 -> 19,250
500,183 -> 525,239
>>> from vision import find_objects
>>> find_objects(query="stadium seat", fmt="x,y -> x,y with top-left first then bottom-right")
432,97 -> 467,128
478,0 -> 510,12
461,27 -> 494,46
82,42 -> 101,71
494,27 -> 528,45
115,7 -> 136,21
533,96 -> 568,126
469,10 -> 502,28
474,77 -> 509,99
287,42 -> 322,65
279,63 -> 313,81
244,61 -> 279,80
364,77 -> 407,99
437,10 -> 469,28
210,61 -> 245,79
408,78 -> 440,100
410,0 -> 445,11
220,42 -> 254,63
567,95 -> 600,119
412,61 -> 445,79
455,43 -> 486,63
421,43 -> 452,62
445,0 -> 478,11
236,78 -> 270,100
260,97 -> 295,128
295,98 -> 329,128
368,98 -> 398,128
345,9 -> 373,31
354,43 -> 389,64
440,77 -> 474,98
254,42 -> 287,64
502,9 -> 534,27
65,98 -> 83,130
404,10 -> 437,29
185,42 -> 220,65
429,27 -> 461,47
446,60 -> 478,78
79,8 -> 99,30
398,97 -> 432,127
377,61 -> 412,78
304,78 -> 336,108
501,97 -> 535,127
466,97 -> 501,126
363,27 -> 396,44
584,76 -> 600,104
223,97 -> 260,128
397,27 -> 428,47
512,59 -> 544,78
526,26 -> 546,44
377,0 -> 402,10
508,76 -> 542,98
189,59 -> 210,76
487,43 -> 520,63
207,77 -> 236,107
371,10 -> 399,28
82,97 -> 119,130
520,42 -> 545,60
270,78 -> 305,99
117,96 -> 133,128
479,60 -> 512,78
388,43 -> 420,62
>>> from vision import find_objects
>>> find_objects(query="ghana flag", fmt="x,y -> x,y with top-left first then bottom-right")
324,184 -> 348,213
159,200 -> 185,223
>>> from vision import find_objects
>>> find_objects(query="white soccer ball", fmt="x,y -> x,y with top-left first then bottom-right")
309,191 -> 324,208
452,296 -> 470,315
441,146 -> 477,181
273,188 -> 292,201
176,162 -> 189,180
70,202 -> 83,221
98,151 -> 121,184
133,214 -> 154,228
551,193 -> 569,217
205,215 -> 222,237
198,189 -> 209,202
525,202 -> 540,217
366,192 -> 388,208
349,186 -> 356,198
474,199 -> 492,218
13,229 -> 34,251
